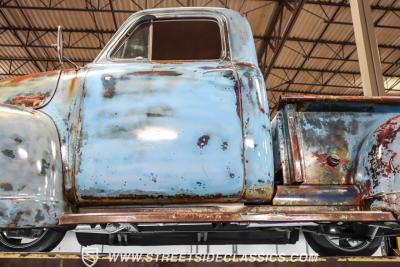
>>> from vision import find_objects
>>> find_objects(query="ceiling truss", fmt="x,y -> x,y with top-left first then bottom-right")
0,0 -> 399,115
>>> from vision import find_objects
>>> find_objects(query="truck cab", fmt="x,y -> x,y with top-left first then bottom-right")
0,8 -> 399,255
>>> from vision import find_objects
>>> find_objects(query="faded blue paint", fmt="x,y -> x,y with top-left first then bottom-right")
236,65 -> 274,202
0,6 -> 274,222
356,114 -> 400,214
75,62 -> 245,202
0,70 -> 60,108
0,104 -> 67,227
42,68 -> 86,203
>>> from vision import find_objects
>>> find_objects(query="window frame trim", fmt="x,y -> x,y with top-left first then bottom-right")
104,14 -> 230,63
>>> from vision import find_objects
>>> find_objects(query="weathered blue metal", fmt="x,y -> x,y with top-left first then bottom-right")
273,96 -> 400,215
0,7 -> 274,226
73,8 -> 273,203
235,63 -> 274,202
75,62 -> 245,202
0,70 -> 60,108
1,7 -> 400,230
0,104 -> 67,227
357,114 -> 400,215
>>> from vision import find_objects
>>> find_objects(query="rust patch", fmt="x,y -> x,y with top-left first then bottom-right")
367,115 -> 400,188
234,62 -> 255,68
68,76 -> 77,98
1,149 -> 15,159
78,191 -> 236,205
9,93 -> 48,108
197,135 -> 210,148
312,152 -> 338,174
242,186 -> 271,201
0,183 -> 13,191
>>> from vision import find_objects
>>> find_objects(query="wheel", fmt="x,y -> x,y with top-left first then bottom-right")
304,231 -> 383,256
0,228 -> 66,252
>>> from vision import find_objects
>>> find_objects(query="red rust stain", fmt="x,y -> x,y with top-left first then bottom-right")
68,76 -> 77,98
367,115 -> 400,187
234,62 -> 254,68
376,114 -> 400,148
10,93 -> 48,108
312,152 -> 338,174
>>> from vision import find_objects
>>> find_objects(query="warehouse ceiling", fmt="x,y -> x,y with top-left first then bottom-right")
0,0 -> 399,113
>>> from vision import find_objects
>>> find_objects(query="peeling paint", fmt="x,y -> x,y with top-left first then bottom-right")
0,70 -> 60,109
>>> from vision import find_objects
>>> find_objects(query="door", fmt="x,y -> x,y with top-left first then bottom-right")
75,17 -> 244,203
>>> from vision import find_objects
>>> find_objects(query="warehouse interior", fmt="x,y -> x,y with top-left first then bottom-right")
1,0 -> 399,115
1,0 -> 400,260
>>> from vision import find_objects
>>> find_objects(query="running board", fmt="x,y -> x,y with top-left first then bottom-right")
58,206 -> 397,225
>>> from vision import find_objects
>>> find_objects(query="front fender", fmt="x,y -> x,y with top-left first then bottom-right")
0,70 -> 60,109
356,115 -> 400,216
0,104 -> 68,228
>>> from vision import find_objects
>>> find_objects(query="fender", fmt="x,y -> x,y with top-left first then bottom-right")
356,114 -> 400,216
0,70 -> 60,108
0,104 -> 68,228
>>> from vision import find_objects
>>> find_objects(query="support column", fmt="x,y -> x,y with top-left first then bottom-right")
349,0 -> 385,96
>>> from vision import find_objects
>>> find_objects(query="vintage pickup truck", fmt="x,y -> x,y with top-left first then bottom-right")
0,7 -> 399,256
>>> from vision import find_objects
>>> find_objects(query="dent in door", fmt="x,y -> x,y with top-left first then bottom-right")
76,63 -> 244,203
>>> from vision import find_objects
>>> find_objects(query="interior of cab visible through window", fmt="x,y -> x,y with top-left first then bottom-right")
111,18 -> 223,61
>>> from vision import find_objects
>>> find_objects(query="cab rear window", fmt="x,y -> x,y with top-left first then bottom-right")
111,19 -> 222,61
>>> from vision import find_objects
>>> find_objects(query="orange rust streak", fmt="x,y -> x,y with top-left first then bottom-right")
68,77 -> 77,98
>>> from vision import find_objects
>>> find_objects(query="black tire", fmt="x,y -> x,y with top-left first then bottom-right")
304,231 -> 383,256
0,228 -> 66,252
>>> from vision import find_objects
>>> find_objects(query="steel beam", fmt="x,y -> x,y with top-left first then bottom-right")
273,66 -> 399,78
254,36 -> 400,50
0,56 -> 91,63
263,0 -> 305,78
0,26 -> 115,34
257,1 -> 284,64
350,0 -> 385,96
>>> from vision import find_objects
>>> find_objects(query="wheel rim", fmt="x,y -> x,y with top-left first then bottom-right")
0,229 -> 48,249
324,235 -> 371,252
